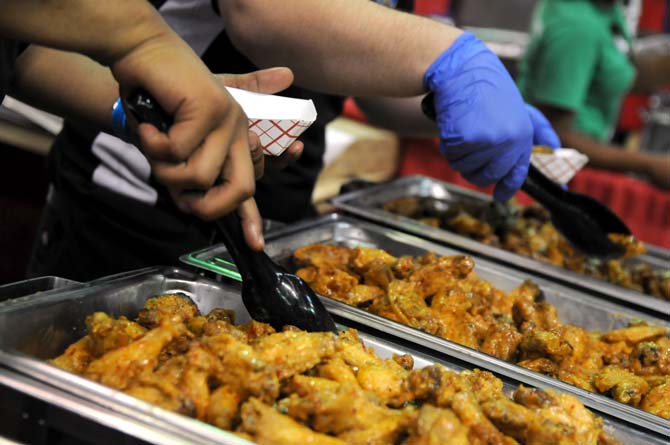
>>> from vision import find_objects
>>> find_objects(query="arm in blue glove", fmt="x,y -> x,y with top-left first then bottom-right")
425,32 -> 560,201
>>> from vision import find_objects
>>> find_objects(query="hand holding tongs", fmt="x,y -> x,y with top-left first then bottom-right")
126,90 -> 337,332
421,93 -> 631,258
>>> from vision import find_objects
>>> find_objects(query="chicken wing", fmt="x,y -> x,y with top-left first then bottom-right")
51,293 -> 623,443
84,318 -> 186,389
240,397 -> 348,445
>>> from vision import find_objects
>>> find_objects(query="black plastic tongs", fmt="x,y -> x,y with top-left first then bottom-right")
421,93 -> 631,258
126,90 -> 337,332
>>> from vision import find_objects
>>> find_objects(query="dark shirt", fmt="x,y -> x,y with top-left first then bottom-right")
0,38 -> 21,103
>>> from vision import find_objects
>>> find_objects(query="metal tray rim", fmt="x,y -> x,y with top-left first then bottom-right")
0,365 -> 215,445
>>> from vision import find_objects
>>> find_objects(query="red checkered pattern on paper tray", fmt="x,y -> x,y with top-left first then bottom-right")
248,118 -> 313,156
531,153 -> 584,185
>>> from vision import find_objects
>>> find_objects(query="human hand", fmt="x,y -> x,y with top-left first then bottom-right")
425,32 -> 537,202
112,30 -> 255,221
216,67 -> 304,179
526,103 -> 561,149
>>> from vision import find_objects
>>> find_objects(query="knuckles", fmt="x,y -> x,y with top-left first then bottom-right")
189,180 -> 256,221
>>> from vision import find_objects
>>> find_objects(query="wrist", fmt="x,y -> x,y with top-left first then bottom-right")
96,7 -> 173,68
111,98 -> 131,142
423,32 -> 485,92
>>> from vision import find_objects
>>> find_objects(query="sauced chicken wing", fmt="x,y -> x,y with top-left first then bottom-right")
240,397 -> 349,445
294,244 -> 670,419
640,380 -> 670,419
85,318 -> 186,389
49,336 -> 93,374
137,293 -> 199,328
51,293 -> 619,445
405,405 -> 469,445
383,197 -> 668,301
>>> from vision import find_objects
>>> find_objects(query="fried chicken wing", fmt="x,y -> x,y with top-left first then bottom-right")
86,312 -> 147,357
240,397 -> 348,445
51,293 -> 621,443
206,385 -> 241,429
293,244 -> 352,270
383,197 -> 667,301
293,243 -> 670,418
640,381 -> 670,419
253,330 -> 337,380
593,366 -> 649,406
84,318 -> 186,389
137,293 -> 199,328
406,405 -> 469,445
202,331 -> 279,402
600,325 -> 669,344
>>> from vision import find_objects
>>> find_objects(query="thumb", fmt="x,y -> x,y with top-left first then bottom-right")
526,103 -> 561,149
217,67 -> 294,94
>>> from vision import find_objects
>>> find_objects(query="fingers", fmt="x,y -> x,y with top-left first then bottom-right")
238,198 -> 265,251
218,67 -> 294,94
264,140 -> 304,171
165,91 -> 236,162
493,151 -> 531,202
462,154 -> 516,187
150,110 -> 249,191
248,131 -> 265,179
174,135 -> 256,221
526,103 -> 561,149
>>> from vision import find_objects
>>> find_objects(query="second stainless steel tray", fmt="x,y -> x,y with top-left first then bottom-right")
0,266 -> 665,444
330,175 -> 670,315
183,214 -> 670,436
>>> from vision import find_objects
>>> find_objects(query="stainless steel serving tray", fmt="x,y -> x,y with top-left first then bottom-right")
330,175 -> 670,316
0,267 -> 665,444
183,214 -> 670,437
0,366 -> 196,445
0,275 -> 81,303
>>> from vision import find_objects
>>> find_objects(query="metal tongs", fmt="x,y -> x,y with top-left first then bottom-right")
421,93 -> 631,258
126,90 -> 337,332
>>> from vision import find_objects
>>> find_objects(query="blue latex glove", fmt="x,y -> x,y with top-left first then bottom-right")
526,103 -> 561,149
425,32 -> 559,201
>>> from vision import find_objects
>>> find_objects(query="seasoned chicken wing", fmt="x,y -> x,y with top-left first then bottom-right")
84,317 -> 186,389
137,293 -> 199,328
240,397 -> 348,445
51,293 -> 621,444
405,405 -> 469,445
294,243 -> 670,418
640,381 -> 670,419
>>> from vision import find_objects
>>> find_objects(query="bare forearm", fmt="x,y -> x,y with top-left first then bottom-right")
12,46 -> 118,132
559,130 -> 650,173
219,0 -> 461,97
0,0 -> 169,65
354,96 -> 437,137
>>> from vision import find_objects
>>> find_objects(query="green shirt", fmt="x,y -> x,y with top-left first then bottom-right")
517,0 -> 635,141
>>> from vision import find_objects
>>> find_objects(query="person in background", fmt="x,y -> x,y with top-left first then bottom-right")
25,0 -> 560,281
517,0 -> 670,188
